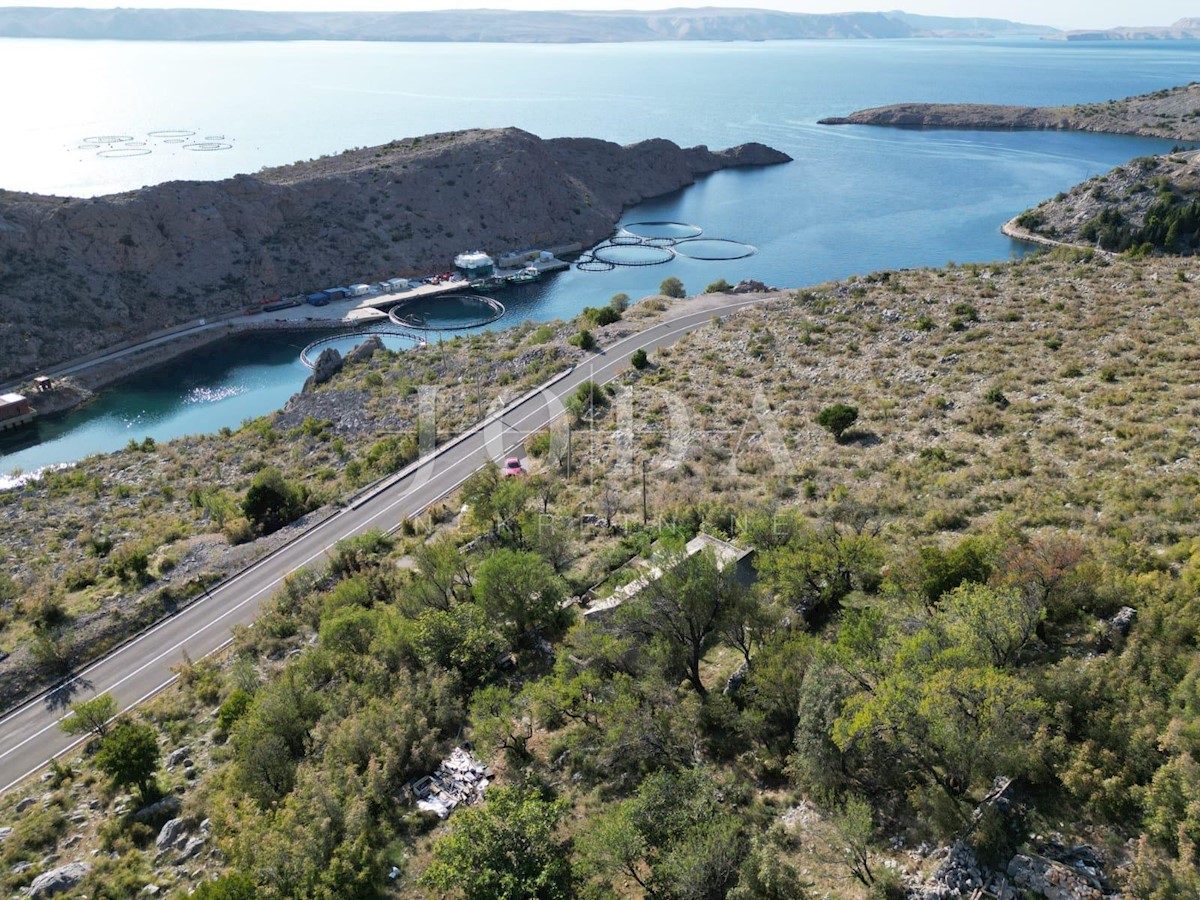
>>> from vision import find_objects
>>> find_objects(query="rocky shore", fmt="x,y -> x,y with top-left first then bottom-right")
819,82 -> 1200,142
0,128 -> 790,383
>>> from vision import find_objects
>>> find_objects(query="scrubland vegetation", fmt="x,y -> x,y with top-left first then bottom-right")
3,248 -> 1200,896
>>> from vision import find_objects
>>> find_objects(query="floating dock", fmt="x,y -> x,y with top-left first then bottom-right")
0,393 -> 36,432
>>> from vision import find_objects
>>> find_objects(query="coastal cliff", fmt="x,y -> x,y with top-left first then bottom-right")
0,128 -> 789,381
819,83 -> 1200,142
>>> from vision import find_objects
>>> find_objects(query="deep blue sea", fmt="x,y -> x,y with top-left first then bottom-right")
2,37 -> 1198,476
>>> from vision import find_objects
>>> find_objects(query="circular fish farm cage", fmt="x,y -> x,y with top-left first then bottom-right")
82,135 -> 135,145
620,221 -> 704,241
673,238 -> 758,261
184,142 -> 234,152
147,130 -> 196,139
389,294 -> 505,331
573,254 -> 617,272
591,243 -> 676,267
97,148 -> 153,158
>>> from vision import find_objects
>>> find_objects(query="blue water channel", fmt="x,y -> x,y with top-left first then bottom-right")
1,37 -> 1197,476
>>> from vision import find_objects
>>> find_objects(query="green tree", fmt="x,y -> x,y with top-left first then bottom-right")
890,535 -> 996,612
581,768 -> 746,900
470,684 -> 534,758
834,635 -> 1045,824
609,292 -> 630,312
462,461 -> 504,534
660,277 -> 686,299
939,582 -> 1043,668
728,832 -> 811,900
60,692 -> 117,739
630,348 -> 649,370
241,467 -> 305,535
814,404 -> 858,442
420,541 -> 484,610
832,796 -> 877,888
421,787 -> 573,900
706,279 -> 733,293
758,521 -> 882,625
413,603 -> 504,688
94,721 -> 160,802
473,548 -> 567,641
623,548 -> 746,697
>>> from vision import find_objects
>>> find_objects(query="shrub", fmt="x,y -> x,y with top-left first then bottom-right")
241,467 -> 306,536
527,429 -> 552,458
706,278 -> 733,293
218,689 -> 253,733
223,517 -> 255,545
815,404 -> 859,441
660,277 -> 686,298
569,329 -> 597,352
984,387 -> 1009,408
631,348 -> 650,370
584,305 -> 622,327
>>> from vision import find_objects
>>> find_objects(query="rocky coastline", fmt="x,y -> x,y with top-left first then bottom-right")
0,128 -> 790,385
819,83 -> 1200,142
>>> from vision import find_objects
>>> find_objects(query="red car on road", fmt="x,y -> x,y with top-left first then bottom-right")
502,457 -> 525,477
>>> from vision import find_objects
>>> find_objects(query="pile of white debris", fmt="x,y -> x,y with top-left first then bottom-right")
409,746 -> 492,819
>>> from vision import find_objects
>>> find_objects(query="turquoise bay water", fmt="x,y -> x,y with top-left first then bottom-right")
1,38 -> 1198,475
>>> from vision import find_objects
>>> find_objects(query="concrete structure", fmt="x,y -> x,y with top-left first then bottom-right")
454,251 -> 495,280
0,393 -> 35,431
583,533 -> 756,622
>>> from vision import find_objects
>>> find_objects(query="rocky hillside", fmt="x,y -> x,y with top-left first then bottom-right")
1053,17 -> 1200,41
0,128 -> 788,381
0,7 -> 1054,42
819,82 -> 1200,141
1011,149 -> 1200,252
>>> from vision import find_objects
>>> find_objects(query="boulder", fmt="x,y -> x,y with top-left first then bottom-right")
176,835 -> 206,862
28,862 -> 90,897
302,347 -> 343,392
346,334 -> 384,365
166,746 -> 191,768
133,795 -> 181,824
155,818 -> 188,852
15,797 -> 35,813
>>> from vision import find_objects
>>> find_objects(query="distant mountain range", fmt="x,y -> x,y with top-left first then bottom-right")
1052,18 -> 1200,41
0,7 -> 1059,43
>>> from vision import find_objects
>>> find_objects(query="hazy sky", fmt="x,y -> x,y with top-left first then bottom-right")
0,1 -> 1195,31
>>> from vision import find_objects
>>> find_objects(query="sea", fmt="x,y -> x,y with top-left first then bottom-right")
2,36 -> 1198,477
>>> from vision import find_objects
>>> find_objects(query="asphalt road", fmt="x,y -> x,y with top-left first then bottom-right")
0,296 -> 763,793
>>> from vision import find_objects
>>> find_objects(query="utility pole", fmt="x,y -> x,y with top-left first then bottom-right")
641,458 -> 648,525
566,423 -> 572,480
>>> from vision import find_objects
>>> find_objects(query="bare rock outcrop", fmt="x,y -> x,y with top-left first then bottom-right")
819,82 -> 1200,142
302,347 -> 343,392
0,128 -> 789,381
